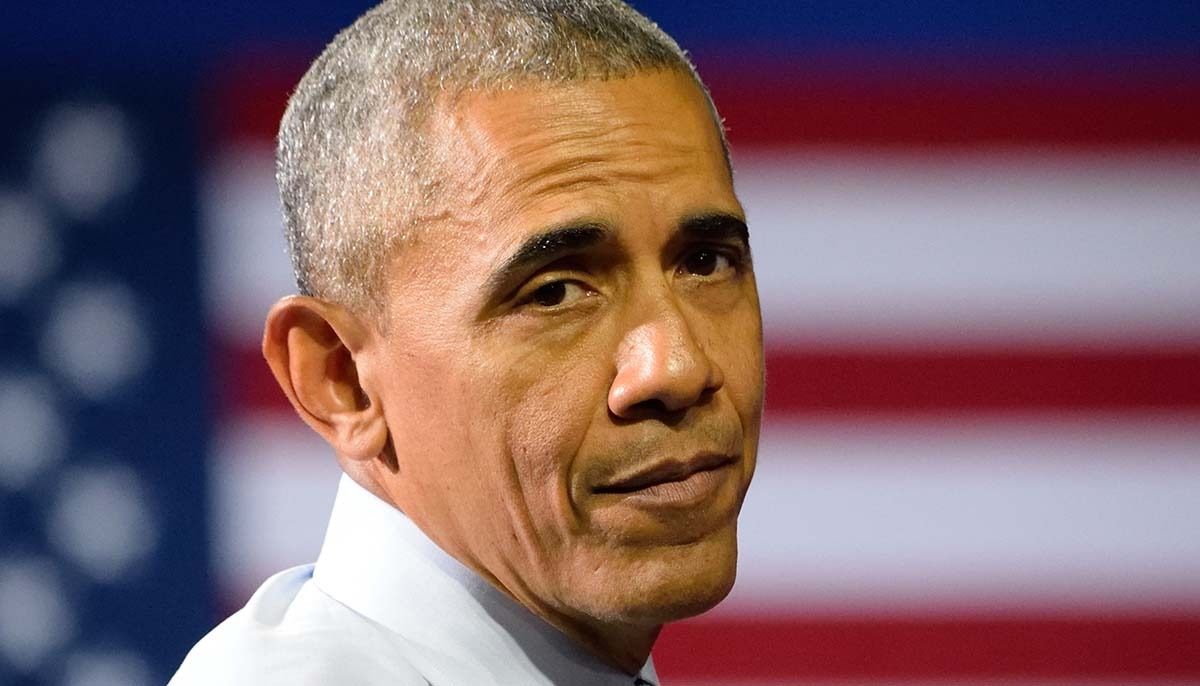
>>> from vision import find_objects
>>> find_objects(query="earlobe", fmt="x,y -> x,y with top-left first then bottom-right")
262,295 -> 389,463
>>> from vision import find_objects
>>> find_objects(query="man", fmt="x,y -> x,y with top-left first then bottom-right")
172,0 -> 763,683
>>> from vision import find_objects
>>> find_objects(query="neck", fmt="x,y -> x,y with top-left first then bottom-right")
459,549 -> 663,675
464,558 -> 662,675
549,612 -> 661,675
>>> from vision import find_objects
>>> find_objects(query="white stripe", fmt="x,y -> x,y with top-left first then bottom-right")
202,145 -> 297,343
214,414 -> 1200,611
725,415 -> 1200,613
210,415 -> 340,599
740,150 -> 1200,346
204,147 -> 1200,346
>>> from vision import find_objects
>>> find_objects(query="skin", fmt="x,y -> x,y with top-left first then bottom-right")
263,68 -> 765,674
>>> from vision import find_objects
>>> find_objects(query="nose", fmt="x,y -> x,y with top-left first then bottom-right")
608,298 -> 723,419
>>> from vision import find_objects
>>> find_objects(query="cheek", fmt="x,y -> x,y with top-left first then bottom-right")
701,290 -> 763,403
730,310 -> 765,480
726,329 -> 764,422
375,330 -> 489,491
702,295 -> 765,460
488,346 -> 611,530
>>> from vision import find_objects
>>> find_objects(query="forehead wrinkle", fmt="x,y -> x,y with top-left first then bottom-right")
461,84 -> 710,184
500,136 -> 708,217
423,74 -> 731,263
434,118 -> 507,215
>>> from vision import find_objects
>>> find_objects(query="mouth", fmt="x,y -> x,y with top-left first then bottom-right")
593,452 -> 737,498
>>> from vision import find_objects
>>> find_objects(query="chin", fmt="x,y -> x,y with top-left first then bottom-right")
628,562 -> 737,624
572,524 -> 740,626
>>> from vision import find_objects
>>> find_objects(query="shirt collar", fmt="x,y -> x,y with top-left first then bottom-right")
312,475 -> 659,686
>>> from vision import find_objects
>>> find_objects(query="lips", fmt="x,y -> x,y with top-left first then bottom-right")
593,452 -> 736,495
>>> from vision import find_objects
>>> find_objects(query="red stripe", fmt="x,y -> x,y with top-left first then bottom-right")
766,346 -> 1200,417
698,56 -> 1200,148
205,53 -> 1200,147
201,52 -> 308,148
212,339 -> 291,418
654,614 -> 1200,680
214,340 -> 1200,417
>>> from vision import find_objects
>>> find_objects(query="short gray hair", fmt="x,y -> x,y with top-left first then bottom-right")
276,0 -> 724,314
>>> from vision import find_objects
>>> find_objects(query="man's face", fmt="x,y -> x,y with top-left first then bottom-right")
366,69 -> 764,628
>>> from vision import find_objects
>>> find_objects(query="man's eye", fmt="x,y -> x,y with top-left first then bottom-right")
527,280 -> 588,308
681,249 -> 733,277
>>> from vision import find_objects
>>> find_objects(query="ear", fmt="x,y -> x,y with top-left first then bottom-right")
262,295 -> 388,463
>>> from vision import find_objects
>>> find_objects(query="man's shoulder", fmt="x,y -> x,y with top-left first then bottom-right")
169,565 -> 429,686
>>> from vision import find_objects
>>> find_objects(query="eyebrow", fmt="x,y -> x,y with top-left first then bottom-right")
481,212 -> 750,305
483,222 -> 609,298
677,212 -> 751,252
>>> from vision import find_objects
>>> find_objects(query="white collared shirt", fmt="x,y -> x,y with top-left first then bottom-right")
170,475 -> 660,685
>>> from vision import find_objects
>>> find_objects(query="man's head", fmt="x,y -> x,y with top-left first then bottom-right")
276,0 -> 725,314
264,0 -> 762,670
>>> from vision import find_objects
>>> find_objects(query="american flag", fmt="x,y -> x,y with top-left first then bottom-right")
0,76 -> 210,685
199,43 -> 1200,684
3,3 -> 1193,685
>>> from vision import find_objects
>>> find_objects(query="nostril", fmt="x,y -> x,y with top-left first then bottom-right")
610,398 -> 691,426
633,398 -> 669,416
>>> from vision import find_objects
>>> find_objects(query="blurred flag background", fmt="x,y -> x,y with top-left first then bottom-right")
2,2 -> 1199,684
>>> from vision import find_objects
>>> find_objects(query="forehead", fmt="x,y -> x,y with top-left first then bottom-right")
387,70 -> 740,299
436,70 -> 733,215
